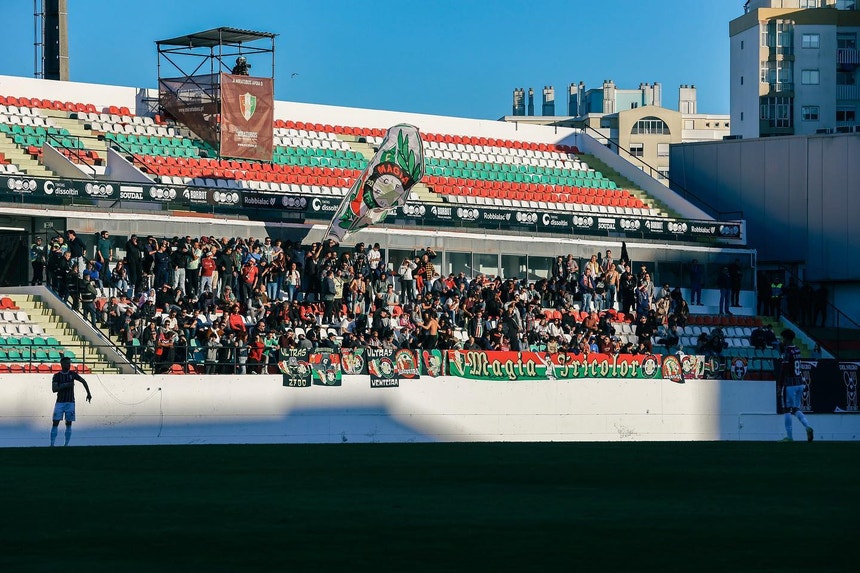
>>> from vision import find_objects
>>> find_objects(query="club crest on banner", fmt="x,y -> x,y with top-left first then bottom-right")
239,93 -> 257,121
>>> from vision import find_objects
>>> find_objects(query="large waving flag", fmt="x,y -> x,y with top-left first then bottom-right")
325,124 -> 425,242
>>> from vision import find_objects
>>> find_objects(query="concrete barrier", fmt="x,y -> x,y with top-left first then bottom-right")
1,374 -> 858,447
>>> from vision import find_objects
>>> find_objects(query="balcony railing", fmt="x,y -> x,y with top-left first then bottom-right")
768,82 -> 794,93
769,46 -> 794,58
836,84 -> 860,100
838,48 -> 860,65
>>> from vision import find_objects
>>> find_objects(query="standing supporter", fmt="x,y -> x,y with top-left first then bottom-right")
46,242 -> 62,290
125,235 -> 143,296
171,238 -> 190,294
283,261 -> 300,303
620,264 -> 637,317
717,266 -> 732,316
240,259 -> 259,304
142,236 -> 158,290
66,230 -> 87,278
80,273 -> 99,327
199,251 -> 216,294
95,231 -> 113,287
604,263 -> 619,311
688,258 -> 703,306
153,241 -> 171,289
600,249 -> 615,274
579,267 -> 595,313
770,274 -> 783,319
729,258 -> 743,307
30,236 -> 46,285
635,282 -> 650,318
185,239 -> 202,297
398,258 -> 418,303
216,245 -> 236,297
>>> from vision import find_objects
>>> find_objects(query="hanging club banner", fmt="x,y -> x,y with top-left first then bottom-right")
446,351 -> 663,381
367,347 -> 399,388
279,348 -> 312,387
311,351 -> 342,386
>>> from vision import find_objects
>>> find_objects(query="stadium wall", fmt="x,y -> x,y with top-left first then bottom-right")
670,133 -> 860,321
1,375 -> 858,447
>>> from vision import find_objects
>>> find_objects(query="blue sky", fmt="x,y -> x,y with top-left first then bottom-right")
0,0 -> 741,119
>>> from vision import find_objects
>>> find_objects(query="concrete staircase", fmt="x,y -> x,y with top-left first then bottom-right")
0,133 -> 54,177
578,153 -> 674,218
42,109 -> 108,169
7,294 -> 123,374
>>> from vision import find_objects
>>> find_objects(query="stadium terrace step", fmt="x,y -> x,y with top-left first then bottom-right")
3,294 -> 123,374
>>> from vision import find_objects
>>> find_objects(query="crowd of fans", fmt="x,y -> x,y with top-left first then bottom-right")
29,231 -> 709,373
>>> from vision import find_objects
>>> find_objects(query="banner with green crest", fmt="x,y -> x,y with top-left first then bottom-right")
324,124 -> 425,242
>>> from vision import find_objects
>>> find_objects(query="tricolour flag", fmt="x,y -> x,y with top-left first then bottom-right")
324,124 -> 425,242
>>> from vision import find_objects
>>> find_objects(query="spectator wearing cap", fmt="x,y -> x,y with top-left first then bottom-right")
240,258 -> 259,304
199,250 -> 216,294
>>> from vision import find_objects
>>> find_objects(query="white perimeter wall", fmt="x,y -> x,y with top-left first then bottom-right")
1,375 -> 858,447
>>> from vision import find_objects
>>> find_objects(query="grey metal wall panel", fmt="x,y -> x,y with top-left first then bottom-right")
671,134 -> 860,283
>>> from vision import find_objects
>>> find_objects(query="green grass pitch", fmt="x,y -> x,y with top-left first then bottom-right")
2,442 -> 857,572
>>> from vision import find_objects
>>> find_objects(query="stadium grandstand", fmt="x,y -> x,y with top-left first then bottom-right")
0,16 -> 857,446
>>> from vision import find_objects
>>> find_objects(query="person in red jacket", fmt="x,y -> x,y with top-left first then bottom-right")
240,259 -> 259,305
247,333 -> 266,374
227,305 -> 247,335
200,251 -> 217,293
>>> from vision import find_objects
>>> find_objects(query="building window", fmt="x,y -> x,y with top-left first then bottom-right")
800,0 -> 819,7
657,169 -> 670,180
801,70 -> 820,85
802,34 -> 820,49
741,112 -> 744,121
838,33 -> 857,49
837,71 -> 856,86
761,97 -> 794,128
629,143 -> 644,158
631,117 -> 670,135
837,107 -> 857,122
801,106 -> 820,121
762,61 -> 793,91
657,143 -> 669,157
741,40 -> 745,49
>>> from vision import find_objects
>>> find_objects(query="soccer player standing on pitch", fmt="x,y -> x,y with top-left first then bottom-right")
779,329 -> 813,442
50,356 -> 92,447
